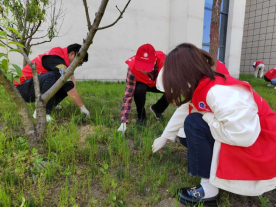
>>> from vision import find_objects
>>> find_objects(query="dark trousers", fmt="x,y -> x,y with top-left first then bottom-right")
134,82 -> 169,119
264,76 -> 270,82
16,71 -> 73,114
179,113 -> 215,178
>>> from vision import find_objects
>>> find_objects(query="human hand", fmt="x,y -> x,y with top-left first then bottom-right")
117,122 -> 127,134
80,105 -> 90,118
152,136 -> 167,153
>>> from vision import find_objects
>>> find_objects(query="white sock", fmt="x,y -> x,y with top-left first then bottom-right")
200,178 -> 219,198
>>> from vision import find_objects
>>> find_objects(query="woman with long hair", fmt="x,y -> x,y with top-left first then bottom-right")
153,43 -> 276,206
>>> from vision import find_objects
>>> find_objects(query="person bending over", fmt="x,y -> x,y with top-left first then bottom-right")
15,43 -> 90,121
117,43 -> 169,134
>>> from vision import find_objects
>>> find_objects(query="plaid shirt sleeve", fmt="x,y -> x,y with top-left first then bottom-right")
120,68 -> 136,123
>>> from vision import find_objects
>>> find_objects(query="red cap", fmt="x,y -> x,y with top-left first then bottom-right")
135,44 -> 156,72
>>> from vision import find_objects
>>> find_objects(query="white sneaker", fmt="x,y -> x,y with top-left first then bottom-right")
33,110 -> 52,122
55,105 -> 62,110
33,110 -> 37,119
267,83 -> 274,87
46,115 -> 52,122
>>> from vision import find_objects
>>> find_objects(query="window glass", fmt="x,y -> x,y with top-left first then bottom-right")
219,13 -> 228,46
205,0 -> 213,9
202,45 -> 210,52
203,10 -> 212,44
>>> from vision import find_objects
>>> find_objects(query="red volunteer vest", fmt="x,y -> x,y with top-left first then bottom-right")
14,47 -> 70,85
254,61 -> 264,68
216,60 -> 229,75
192,75 -> 276,180
188,60 -> 229,113
126,51 -> 166,87
264,68 -> 276,80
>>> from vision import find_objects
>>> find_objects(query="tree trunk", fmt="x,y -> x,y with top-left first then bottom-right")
22,47 -> 29,67
0,69 -> 38,149
209,0 -> 222,68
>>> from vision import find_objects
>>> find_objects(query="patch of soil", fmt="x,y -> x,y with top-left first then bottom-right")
79,124 -> 94,146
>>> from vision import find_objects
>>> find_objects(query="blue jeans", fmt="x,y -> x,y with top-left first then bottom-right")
179,113 -> 215,178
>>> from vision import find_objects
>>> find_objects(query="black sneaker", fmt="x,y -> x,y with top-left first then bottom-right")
150,105 -> 163,119
176,185 -> 220,207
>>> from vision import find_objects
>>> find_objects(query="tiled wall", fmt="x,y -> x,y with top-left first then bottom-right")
240,0 -> 276,74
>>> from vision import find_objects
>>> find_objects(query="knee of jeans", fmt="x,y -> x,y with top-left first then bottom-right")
271,79 -> 276,85
184,113 -> 204,133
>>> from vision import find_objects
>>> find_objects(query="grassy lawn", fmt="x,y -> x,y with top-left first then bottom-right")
0,74 -> 275,206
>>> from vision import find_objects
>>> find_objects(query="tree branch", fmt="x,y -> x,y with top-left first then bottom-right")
15,39 -> 47,141
23,21 -> 42,41
97,0 -> 131,30
22,0 -> 30,41
42,0 -> 111,103
0,40 -> 12,49
30,39 -> 53,47
83,0 -> 92,30
11,0 -> 24,31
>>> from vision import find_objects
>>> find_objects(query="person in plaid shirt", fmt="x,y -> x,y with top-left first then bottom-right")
117,44 -> 169,133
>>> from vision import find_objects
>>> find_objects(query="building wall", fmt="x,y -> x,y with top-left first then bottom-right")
5,0 -> 246,80
9,0 -> 172,81
170,0 -> 205,49
225,0 -> 246,78
240,0 -> 276,74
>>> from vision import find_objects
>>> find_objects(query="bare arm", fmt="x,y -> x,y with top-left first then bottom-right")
67,75 -> 84,107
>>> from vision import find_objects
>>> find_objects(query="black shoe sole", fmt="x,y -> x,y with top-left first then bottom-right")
177,196 -> 220,207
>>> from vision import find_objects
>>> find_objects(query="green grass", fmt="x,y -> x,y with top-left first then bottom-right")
0,75 -> 275,206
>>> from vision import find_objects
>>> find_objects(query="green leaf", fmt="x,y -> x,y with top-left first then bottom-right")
0,43 -> 6,48
9,49 -> 23,53
20,196 -> 26,207
32,148 -> 38,154
0,53 -> 6,59
0,31 -> 7,38
12,64 -> 22,76
14,77 -> 20,84
1,59 -> 8,71
5,72 -> 13,81
7,41 -> 25,48
100,168 -> 105,174
7,27 -> 22,39
104,163 -> 108,170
